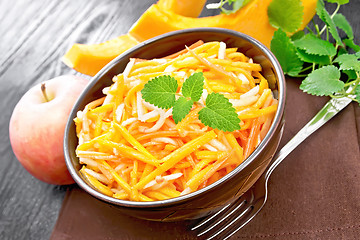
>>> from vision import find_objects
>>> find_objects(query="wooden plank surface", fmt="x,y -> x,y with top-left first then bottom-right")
0,1 -> 153,239
0,0 -> 358,239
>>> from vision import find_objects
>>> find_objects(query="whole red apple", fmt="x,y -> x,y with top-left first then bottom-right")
9,75 -> 89,185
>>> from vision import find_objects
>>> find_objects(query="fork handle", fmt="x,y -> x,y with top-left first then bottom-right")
265,95 -> 352,180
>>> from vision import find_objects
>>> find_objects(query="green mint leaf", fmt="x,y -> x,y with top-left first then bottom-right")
325,0 -> 349,5
181,72 -> 204,102
343,70 -> 357,81
296,49 -> 331,65
293,34 -> 337,57
270,29 -> 303,76
291,31 -> 305,41
141,75 -> 178,109
268,0 -> 304,33
355,85 -> 360,105
172,97 -> 194,124
316,0 -> 326,16
316,0 -> 343,46
338,47 -> 348,56
198,93 -> 240,132
333,13 -> 354,39
334,54 -> 360,71
343,39 -> 360,52
300,65 -> 344,96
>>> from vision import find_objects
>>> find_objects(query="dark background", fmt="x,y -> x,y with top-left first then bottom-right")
1,0 -> 359,239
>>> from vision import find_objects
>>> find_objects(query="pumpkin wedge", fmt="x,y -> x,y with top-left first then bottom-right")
130,0 -> 317,48
62,34 -> 139,77
62,0 -> 206,76
62,0 -> 317,76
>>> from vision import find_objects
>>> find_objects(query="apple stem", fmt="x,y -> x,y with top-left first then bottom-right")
41,83 -> 50,102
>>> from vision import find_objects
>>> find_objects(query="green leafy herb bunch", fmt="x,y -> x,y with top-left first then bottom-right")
269,0 -> 360,103
141,72 -> 241,132
208,0 -> 360,104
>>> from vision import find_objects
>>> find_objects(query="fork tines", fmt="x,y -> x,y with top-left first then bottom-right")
191,190 -> 255,240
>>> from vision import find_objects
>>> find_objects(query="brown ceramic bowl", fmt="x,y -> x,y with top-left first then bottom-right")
64,28 -> 286,222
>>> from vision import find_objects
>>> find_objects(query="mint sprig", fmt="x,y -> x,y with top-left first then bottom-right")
268,0 -> 360,105
171,72 -> 205,123
141,73 -> 241,131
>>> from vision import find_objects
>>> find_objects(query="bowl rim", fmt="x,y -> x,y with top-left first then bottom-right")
64,27 -> 286,208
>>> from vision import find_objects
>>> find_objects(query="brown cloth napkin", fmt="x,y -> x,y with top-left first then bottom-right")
50,79 -> 360,240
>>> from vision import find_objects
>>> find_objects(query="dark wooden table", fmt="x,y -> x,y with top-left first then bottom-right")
1,1 -> 359,240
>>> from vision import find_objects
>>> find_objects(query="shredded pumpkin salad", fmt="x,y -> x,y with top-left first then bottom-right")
74,41 -> 278,201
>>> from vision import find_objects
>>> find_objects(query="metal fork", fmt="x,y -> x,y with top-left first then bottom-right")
191,87 -> 355,240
